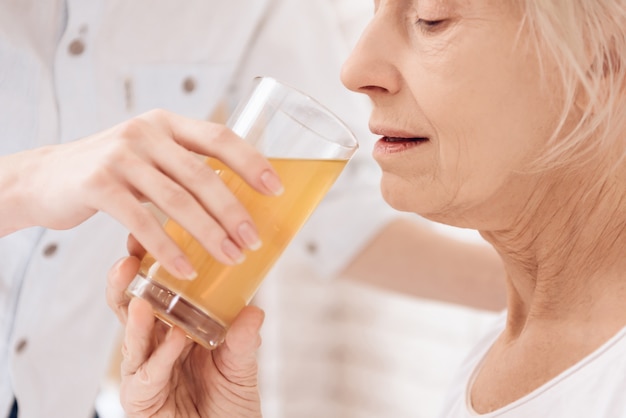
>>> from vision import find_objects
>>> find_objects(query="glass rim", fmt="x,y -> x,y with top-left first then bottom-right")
252,76 -> 359,152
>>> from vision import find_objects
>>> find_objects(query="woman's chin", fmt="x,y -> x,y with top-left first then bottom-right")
379,178 -> 465,227
380,178 -> 434,214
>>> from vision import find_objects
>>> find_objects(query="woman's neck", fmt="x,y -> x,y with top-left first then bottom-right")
481,164 -> 626,336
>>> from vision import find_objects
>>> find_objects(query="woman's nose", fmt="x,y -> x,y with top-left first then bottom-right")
340,15 -> 402,98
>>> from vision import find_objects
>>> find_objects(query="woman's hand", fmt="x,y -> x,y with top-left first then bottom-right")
106,236 -> 264,418
0,109 -> 282,279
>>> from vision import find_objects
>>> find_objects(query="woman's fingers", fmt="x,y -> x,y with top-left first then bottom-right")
133,325 -> 188,390
105,255 -> 140,324
212,306 -> 265,388
115,292 -> 263,417
119,298 -> 188,416
121,298 -> 159,378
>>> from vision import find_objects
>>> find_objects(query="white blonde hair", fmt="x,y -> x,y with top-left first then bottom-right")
521,0 -> 626,173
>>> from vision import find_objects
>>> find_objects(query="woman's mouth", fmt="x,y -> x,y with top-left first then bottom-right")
384,136 -> 429,143
374,136 -> 429,154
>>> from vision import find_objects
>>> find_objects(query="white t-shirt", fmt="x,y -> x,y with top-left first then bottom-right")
439,313 -> 626,417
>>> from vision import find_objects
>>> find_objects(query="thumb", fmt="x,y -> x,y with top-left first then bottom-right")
213,305 -> 264,387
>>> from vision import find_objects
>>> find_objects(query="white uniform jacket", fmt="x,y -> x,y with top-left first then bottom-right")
0,1 -> 395,417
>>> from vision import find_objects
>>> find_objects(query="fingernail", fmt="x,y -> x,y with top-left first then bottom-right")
174,256 -> 197,280
222,238 -> 245,264
261,170 -> 284,196
238,222 -> 262,251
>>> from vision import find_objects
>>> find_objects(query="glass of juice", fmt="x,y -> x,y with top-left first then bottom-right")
126,77 -> 358,349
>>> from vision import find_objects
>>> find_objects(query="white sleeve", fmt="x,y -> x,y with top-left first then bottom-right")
228,0 -> 400,278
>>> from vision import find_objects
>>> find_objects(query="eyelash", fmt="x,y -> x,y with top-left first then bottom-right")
415,18 -> 447,34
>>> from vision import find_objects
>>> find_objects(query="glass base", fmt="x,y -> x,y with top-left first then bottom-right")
126,274 -> 226,350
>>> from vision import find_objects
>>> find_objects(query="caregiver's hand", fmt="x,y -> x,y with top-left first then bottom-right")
0,109 -> 283,279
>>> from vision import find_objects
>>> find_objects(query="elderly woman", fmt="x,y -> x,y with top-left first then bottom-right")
108,0 -> 626,416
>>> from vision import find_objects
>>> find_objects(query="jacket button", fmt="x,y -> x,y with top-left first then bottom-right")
305,241 -> 318,254
15,339 -> 28,354
68,39 -> 85,56
43,243 -> 58,257
182,76 -> 196,93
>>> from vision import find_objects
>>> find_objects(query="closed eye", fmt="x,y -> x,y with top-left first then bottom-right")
415,18 -> 448,34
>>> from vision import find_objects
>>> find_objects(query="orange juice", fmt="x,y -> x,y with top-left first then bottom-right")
139,157 -> 346,327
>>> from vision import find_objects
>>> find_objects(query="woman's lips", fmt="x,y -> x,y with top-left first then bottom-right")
374,136 -> 429,154
384,136 -> 429,143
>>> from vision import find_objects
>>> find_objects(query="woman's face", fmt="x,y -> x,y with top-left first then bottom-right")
341,0 -> 564,228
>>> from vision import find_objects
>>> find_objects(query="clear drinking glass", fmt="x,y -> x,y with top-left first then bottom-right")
126,77 -> 358,349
